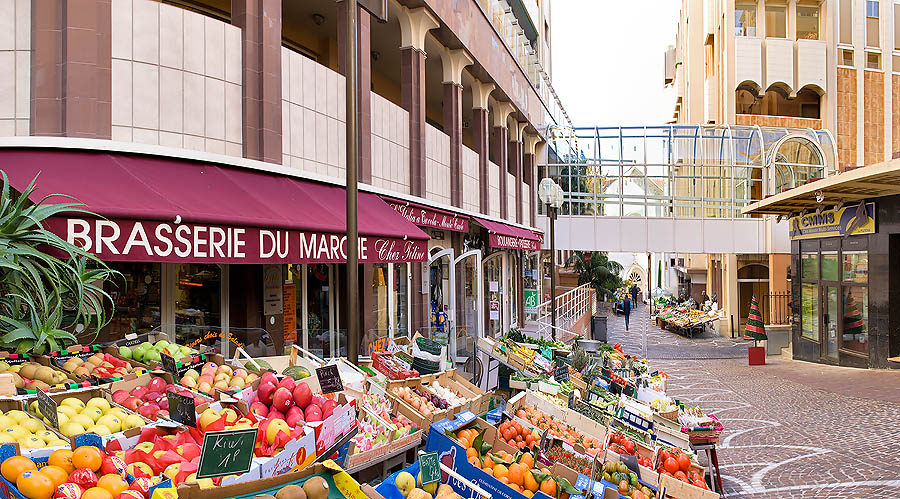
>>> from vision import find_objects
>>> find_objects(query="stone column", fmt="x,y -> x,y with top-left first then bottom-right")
509,122 -> 527,224
440,48 -> 473,208
398,7 -> 439,197
31,0 -> 111,138
471,79 -> 494,214
524,134 -> 540,227
232,0 -> 282,163
491,101 -> 515,220
337,1 -> 372,183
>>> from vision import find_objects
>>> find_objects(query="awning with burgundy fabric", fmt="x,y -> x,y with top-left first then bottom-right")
382,196 -> 469,232
3,149 -> 429,263
473,217 -> 542,250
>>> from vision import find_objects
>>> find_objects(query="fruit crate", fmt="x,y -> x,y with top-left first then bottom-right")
41,344 -> 151,384
0,354 -> 85,395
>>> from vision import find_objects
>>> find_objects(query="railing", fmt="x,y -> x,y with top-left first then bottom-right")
762,291 -> 791,325
531,283 -> 596,342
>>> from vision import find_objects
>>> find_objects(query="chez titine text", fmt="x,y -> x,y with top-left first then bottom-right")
65,218 -> 425,261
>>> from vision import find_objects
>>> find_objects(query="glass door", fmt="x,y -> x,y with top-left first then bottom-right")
484,253 -> 504,338
454,250 -> 483,366
822,285 -> 839,359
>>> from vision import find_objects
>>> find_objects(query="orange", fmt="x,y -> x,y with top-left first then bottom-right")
523,491 -> 534,498
510,484 -> 522,493
468,456 -> 480,467
457,436 -> 470,449
82,487 -> 114,499
97,474 -> 128,496
72,447 -> 103,472
47,450 -> 75,475
519,452 -> 534,470
539,478 -> 557,497
38,466 -> 68,488
466,447 -> 478,459
1,456 -> 37,483
524,470 -> 539,493
498,476 -> 509,484
482,466 -> 494,477
16,470 -> 54,499
508,463 -> 525,487
492,464 -> 508,480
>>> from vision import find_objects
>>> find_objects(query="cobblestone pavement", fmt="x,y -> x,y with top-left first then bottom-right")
608,306 -> 900,498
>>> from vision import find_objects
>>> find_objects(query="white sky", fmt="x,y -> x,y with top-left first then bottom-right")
551,0 -> 682,127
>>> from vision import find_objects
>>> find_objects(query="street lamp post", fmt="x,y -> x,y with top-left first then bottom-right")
538,178 -> 564,340
345,0 -> 359,364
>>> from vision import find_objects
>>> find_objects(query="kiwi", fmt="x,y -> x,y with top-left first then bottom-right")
35,366 -> 54,384
253,495 -> 276,499
275,485 -> 306,499
301,477 -> 328,499
31,380 -> 50,391
73,366 -> 90,378
19,364 -> 37,380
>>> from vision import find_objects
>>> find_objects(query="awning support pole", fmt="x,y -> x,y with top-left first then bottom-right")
346,0 -> 360,364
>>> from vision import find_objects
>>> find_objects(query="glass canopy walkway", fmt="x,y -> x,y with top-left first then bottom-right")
538,124 -> 837,219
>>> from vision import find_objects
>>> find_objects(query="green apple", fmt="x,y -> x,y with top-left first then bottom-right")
119,346 -> 132,359
144,350 -> 161,363
155,340 -> 169,349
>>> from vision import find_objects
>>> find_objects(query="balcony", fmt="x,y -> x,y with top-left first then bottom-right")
766,38 -> 794,91
796,39 -> 826,92
735,36 -> 762,88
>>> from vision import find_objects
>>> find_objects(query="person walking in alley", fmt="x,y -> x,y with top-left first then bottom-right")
630,283 -> 640,307
623,295 -> 632,330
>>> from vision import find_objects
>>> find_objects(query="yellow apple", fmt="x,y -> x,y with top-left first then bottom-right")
3,426 -> 27,441
59,421 -> 85,437
198,409 -> 220,430
5,411 -> 28,423
70,414 -> 94,429
222,408 -> 238,424
19,418 -> 44,433
97,415 -> 122,433
57,406 -> 78,419
79,407 -> 103,423
88,425 -> 111,436
85,398 -> 111,413
18,436 -> 44,449
265,419 -> 290,445
0,415 -> 14,430
134,442 -> 154,453
60,398 -> 85,410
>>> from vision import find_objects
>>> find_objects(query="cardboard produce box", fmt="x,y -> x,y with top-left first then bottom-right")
39,344 -> 151,384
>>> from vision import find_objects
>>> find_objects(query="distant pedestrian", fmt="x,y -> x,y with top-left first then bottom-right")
623,296 -> 632,330
630,284 -> 640,306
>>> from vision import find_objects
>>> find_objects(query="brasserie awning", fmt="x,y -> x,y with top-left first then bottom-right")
474,217 -> 542,250
3,149 -> 429,263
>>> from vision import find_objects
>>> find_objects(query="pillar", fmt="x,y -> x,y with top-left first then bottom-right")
491,101 -> 515,220
337,1 -> 372,183
509,122 -> 527,224
524,134 -> 540,227
31,0 -> 111,138
440,48 -> 474,208
398,7 -> 439,197
232,0 -> 282,163
471,78 -> 494,214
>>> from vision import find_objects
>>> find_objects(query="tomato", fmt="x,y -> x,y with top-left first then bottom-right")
677,454 -> 691,473
674,471 -> 688,482
659,450 -> 671,465
693,478 -> 708,490
624,440 -> 636,455
663,457 -> 679,474
618,480 -> 630,495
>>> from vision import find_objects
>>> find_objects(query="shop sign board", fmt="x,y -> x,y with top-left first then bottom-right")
524,288 -> 538,314
789,202 -> 875,240
387,201 -> 469,232
488,233 -> 541,250
46,217 -> 428,264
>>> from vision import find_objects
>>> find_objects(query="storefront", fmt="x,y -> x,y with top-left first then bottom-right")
5,148 -> 430,360
742,162 -> 900,369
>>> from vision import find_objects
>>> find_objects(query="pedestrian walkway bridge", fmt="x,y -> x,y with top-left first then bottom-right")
537,124 -> 837,253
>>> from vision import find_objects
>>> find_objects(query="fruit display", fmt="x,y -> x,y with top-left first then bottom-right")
423,381 -> 467,408
389,386 -> 443,418
393,471 -> 463,499
0,445 -> 169,499
496,419 -> 539,451
281,365 -> 311,380
0,410 -> 67,448
248,371 -> 336,428
514,405 -> 602,455
600,460 -> 658,499
656,447 -> 709,490
251,475 -> 331,499
120,340 -> 198,367
180,362 -> 258,395
110,375 -> 211,421
0,361 -> 70,391
58,353 -> 146,381
29,396 -> 145,438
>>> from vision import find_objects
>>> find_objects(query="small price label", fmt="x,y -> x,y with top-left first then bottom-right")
554,363 -> 569,383
36,389 -> 58,428
316,365 -> 343,394
166,391 -> 196,427
418,451 -> 440,485
197,428 -> 257,479
567,390 -> 575,409
160,353 -> 178,376
621,454 -> 640,474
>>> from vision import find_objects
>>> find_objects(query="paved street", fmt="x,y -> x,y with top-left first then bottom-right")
609,305 -> 900,498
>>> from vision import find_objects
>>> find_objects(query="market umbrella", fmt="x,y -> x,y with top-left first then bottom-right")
743,295 -> 767,346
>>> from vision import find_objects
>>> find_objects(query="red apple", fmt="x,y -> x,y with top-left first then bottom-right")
292,383 -> 312,409
249,402 -> 269,418
147,376 -> 168,393
260,371 -> 277,386
122,397 -> 142,411
272,387 -> 293,413
267,409 -> 285,421
277,376 -> 295,392
257,381 -> 277,406
111,390 -> 129,405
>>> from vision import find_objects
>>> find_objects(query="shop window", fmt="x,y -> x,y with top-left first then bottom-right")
99,263 -> 162,344
801,252 -> 819,279
867,1 -> 880,47
841,49 -> 854,67
840,0 -> 853,44
306,264 -> 331,358
797,5 -> 819,40
736,85 -> 820,118
372,263 -> 389,339
394,263 -> 410,337
766,4 -> 787,38
821,251 -> 839,281
174,263 -> 221,347
867,52 -> 882,69
735,2 -> 757,36
801,283 -> 819,340
842,286 -> 868,354
842,251 -> 869,282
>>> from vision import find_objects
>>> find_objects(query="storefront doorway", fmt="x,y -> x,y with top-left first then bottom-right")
428,248 -> 456,353
484,253 -> 506,338
454,250 -> 483,367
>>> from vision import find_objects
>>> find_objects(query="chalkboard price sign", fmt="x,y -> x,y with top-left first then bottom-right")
567,390 -> 575,409
160,353 -> 178,376
316,365 -> 343,394
36,389 -> 58,428
620,454 -> 640,474
166,391 -> 196,427
197,428 -> 257,479
418,451 -> 440,485
553,363 -> 569,383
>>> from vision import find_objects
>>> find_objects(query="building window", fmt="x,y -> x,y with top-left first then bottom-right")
840,0 -> 853,44
735,85 -> 821,119
393,263 -> 410,337
842,287 -> 868,353
735,2 -> 758,36
801,282 -> 819,341
867,51 -> 881,69
766,4 -> 787,38
867,0 -> 880,47
99,263 -> 162,344
841,49 -> 854,66
821,251 -> 839,281
797,5 -> 819,40
372,263 -> 389,339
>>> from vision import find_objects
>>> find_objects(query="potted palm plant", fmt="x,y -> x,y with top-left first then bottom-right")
0,172 -> 118,354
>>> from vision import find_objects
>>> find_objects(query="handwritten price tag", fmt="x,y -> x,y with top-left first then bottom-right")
197,428 -> 257,479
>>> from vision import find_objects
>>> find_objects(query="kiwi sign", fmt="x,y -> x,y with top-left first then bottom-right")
36,389 -> 58,428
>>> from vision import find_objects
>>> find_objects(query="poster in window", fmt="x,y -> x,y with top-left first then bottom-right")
283,281 -> 297,345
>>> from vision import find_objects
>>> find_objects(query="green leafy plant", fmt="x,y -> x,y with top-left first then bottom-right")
565,251 -> 623,301
0,171 -> 119,354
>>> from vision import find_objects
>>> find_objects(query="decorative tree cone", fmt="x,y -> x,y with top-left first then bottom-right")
748,346 -> 766,365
